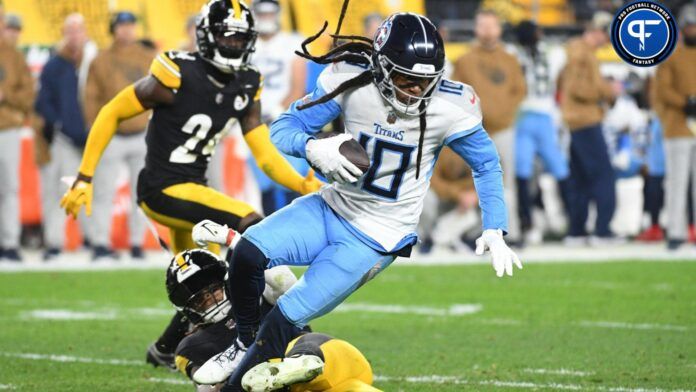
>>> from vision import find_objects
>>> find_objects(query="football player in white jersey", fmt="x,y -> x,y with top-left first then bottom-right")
252,0 -> 307,122
193,12 -> 522,390
513,20 -> 571,241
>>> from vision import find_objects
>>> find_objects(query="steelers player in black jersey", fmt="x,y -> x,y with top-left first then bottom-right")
60,0 -> 322,369
166,249 -> 378,392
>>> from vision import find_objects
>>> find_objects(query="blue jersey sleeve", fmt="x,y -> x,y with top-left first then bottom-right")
446,129 -> 508,234
270,84 -> 342,158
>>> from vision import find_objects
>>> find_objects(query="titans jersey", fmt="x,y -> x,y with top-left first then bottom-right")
252,33 -> 304,120
517,43 -> 564,115
272,62 -> 506,252
144,51 -> 262,187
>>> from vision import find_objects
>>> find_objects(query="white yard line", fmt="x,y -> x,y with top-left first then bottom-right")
579,321 -> 688,332
21,309 -> 118,320
18,307 -> 174,321
523,368 -> 594,377
4,352 -> 693,392
334,303 -> 482,316
0,352 -> 142,366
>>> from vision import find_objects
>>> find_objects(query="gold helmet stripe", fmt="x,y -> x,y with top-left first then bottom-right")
175,252 -> 188,269
230,0 -> 242,20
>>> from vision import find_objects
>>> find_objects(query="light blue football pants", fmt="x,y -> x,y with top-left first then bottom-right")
244,193 -> 396,327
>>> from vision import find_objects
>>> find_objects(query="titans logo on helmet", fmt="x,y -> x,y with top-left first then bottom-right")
611,1 -> 678,67
373,15 -> 394,51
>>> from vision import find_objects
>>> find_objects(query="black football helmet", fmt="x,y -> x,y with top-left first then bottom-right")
371,13 -> 445,116
166,249 -> 231,325
196,0 -> 257,71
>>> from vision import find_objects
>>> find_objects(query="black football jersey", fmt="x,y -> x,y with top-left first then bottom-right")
143,51 -> 261,188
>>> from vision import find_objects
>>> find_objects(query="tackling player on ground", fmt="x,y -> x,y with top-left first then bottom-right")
167,248 -> 378,392
59,0 -> 321,370
193,11 -> 522,390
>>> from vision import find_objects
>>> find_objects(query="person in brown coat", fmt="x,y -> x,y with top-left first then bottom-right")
655,5 -> 696,250
84,11 -> 156,260
559,11 -> 619,245
453,9 -> 526,242
419,148 -> 479,253
0,6 -> 34,262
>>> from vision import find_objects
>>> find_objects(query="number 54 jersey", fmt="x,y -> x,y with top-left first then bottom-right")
296,62 -> 484,253
142,51 -> 262,193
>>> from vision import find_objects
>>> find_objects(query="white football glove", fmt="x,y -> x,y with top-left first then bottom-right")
475,229 -> 523,277
192,219 -> 239,248
305,134 -> 363,184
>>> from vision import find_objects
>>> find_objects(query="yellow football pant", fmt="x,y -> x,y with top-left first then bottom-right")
139,182 -> 256,254
289,338 -> 380,392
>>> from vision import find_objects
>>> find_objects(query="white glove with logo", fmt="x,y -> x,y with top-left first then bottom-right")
192,219 -> 239,248
305,134 -> 363,184
475,229 -> 523,277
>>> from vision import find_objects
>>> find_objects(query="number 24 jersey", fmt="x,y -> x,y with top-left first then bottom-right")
145,51 -> 262,186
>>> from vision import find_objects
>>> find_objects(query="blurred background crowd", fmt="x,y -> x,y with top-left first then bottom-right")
0,0 -> 695,263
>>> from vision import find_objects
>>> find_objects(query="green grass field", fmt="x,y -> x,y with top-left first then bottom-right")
0,261 -> 695,391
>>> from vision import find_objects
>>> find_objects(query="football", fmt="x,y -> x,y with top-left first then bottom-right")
314,131 -> 371,174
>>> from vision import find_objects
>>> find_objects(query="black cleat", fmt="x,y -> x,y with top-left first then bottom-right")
146,342 -> 176,371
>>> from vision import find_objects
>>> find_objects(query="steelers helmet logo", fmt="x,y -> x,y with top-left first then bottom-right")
610,1 -> 678,67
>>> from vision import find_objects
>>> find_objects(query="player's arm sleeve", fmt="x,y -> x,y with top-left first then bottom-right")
270,67 -> 343,158
244,123 -> 316,194
655,60 -> 686,109
77,85 -> 146,177
446,128 -> 508,234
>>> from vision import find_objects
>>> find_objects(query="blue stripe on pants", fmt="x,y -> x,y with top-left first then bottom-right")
568,124 -> 616,237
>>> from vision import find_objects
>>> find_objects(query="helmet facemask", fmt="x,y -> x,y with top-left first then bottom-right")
180,281 -> 231,325
374,54 -> 443,116
166,249 -> 231,326
197,0 -> 257,72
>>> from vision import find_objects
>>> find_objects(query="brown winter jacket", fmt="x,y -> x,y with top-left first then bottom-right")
559,37 -> 615,131
654,44 -> 696,139
452,43 -> 526,134
0,40 -> 34,130
84,42 -> 156,133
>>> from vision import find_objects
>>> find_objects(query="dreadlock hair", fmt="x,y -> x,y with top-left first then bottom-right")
294,21 -> 374,111
295,2 -> 431,179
